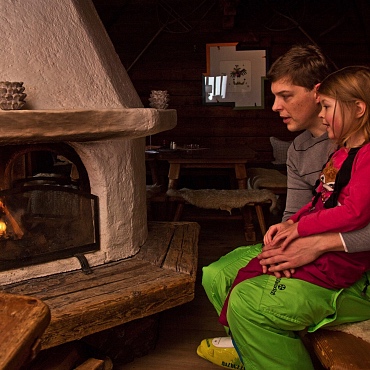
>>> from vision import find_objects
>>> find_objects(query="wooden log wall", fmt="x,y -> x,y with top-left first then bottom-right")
92,0 -> 370,163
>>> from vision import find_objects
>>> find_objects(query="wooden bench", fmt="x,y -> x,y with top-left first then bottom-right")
307,329 -> 370,369
0,221 -> 200,351
0,292 -> 50,370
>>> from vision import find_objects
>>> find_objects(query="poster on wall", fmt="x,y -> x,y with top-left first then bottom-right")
203,43 -> 267,109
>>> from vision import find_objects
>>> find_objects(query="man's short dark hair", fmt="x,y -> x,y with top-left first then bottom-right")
267,44 -> 333,90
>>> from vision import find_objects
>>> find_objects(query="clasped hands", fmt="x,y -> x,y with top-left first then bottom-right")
258,220 -> 299,278
258,220 -> 331,278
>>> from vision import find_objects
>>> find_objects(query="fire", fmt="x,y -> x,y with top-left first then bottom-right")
0,200 -> 24,239
0,220 -> 6,236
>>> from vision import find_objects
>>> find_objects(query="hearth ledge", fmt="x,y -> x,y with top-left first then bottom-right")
0,108 -> 177,144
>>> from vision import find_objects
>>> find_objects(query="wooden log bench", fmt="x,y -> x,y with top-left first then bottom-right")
307,328 -> 370,369
0,221 -> 200,352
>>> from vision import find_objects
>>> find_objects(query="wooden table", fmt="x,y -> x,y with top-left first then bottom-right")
146,146 -> 263,241
147,146 -> 256,190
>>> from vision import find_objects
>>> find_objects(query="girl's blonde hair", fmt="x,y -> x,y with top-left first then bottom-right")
318,66 -> 370,147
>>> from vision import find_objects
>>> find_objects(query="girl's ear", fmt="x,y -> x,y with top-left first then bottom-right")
355,100 -> 366,118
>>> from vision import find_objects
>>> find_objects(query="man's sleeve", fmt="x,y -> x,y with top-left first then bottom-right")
341,224 -> 370,253
282,146 -> 315,221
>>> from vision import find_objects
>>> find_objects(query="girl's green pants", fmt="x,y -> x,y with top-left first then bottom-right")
202,244 -> 370,370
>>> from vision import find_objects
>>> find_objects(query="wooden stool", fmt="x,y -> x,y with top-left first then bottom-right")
167,188 -> 277,242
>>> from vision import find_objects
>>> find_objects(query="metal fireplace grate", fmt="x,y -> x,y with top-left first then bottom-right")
0,184 -> 99,271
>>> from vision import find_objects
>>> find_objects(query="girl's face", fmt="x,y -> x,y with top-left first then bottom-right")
319,94 -> 343,140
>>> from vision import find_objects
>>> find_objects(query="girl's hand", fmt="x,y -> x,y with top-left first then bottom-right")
261,263 -> 294,277
270,267 -> 296,278
270,222 -> 300,248
263,220 -> 294,245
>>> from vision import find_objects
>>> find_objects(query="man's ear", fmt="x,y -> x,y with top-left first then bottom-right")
314,83 -> 321,102
355,100 -> 366,118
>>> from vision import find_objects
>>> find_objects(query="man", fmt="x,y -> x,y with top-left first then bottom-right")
197,45 -> 370,370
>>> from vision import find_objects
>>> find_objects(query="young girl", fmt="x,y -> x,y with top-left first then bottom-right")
219,65 -> 370,326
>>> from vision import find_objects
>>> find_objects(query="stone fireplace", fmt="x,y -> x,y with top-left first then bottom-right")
0,1 -> 176,284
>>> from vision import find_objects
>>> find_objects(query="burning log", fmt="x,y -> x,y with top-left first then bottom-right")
0,200 -> 24,239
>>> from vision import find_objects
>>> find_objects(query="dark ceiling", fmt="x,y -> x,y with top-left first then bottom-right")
91,0 -> 370,69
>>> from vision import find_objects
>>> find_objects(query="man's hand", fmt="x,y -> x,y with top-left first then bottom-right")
259,239 -> 296,278
258,233 -> 344,273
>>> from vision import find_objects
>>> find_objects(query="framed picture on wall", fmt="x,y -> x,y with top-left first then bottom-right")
203,43 -> 267,109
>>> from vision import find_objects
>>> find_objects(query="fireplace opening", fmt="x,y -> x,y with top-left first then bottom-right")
0,144 -> 99,272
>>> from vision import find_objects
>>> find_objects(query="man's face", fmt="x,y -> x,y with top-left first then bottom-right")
271,79 -> 322,133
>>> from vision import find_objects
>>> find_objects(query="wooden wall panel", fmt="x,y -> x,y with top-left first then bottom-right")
93,0 -> 370,162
